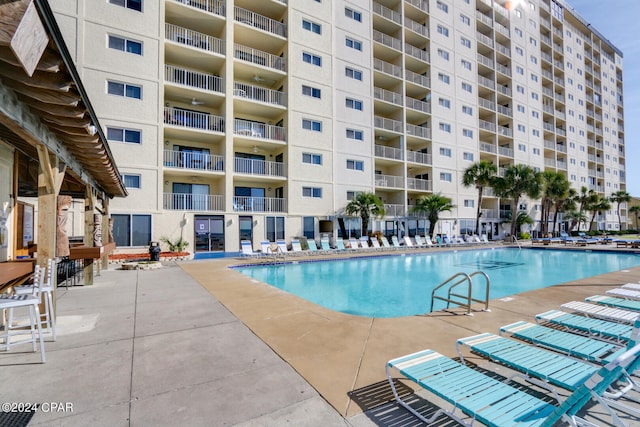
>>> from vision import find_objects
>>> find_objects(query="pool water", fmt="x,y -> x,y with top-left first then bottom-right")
235,248 -> 640,318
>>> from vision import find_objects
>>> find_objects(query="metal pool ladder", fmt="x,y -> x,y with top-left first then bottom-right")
430,271 -> 491,315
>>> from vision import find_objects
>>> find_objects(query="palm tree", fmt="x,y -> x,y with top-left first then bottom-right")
575,186 -> 597,231
540,171 -> 570,236
344,192 -> 385,236
564,209 -> 588,232
609,190 -> 631,231
552,188 -> 577,234
586,195 -> 611,232
630,205 -> 640,230
493,164 -> 543,238
411,194 -> 455,236
462,161 -> 497,235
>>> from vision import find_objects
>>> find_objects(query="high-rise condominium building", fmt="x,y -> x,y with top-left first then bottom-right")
51,0 -> 626,255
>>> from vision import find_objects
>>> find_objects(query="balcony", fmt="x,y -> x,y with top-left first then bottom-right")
406,123 -> 430,139
405,69 -> 429,87
164,107 -> 225,133
373,2 -> 402,24
479,120 -> 496,133
164,150 -> 224,172
384,204 -> 406,217
406,150 -> 431,165
373,58 -> 402,78
375,144 -> 404,160
234,158 -> 285,177
234,6 -> 287,38
405,18 -> 428,37
375,174 -> 404,188
168,0 -> 225,18
405,43 -> 429,62
374,87 -> 403,105
498,126 -> 512,137
234,43 -> 286,72
233,196 -> 287,213
498,146 -> 513,157
405,97 -> 430,113
233,81 -> 286,106
407,177 -> 431,191
374,116 -> 403,133
479,142 -> 496,154
165,23 -> 225,56
164,193 -> 224,211
480,209 -> 498,219
233,119 -> 286,142
405,0 -> 428,13
164,65 -> 224,105
373,30 -> 402,51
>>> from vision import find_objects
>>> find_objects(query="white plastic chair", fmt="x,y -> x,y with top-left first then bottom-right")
0,263 -> 47,363
13,259 -> 56,342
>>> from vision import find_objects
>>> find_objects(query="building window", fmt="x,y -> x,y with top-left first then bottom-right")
265,216 -> 285,242
302,19 -> 321,34
438,98 -> 451,109
460,37 -> 471,48
346,191 -> 362,201
464,199 -> 474,208
518,143 -> 526,151
532,148 -> 540,155
112,214 -> 151,247
302,52 -> 322,66
303,187 -> 322,198
461,59 -> 472,70
438,73 -> 450,84
346,159 -> 364,171
345,7 -> 362,22
303,217 -> 315,239
463,152 -> 474,161
532,129 -> 540,137
122,174 -> 141,189
440,172 -> 452,182
517,124 -> 526,132
345,67 -> 363,80
106,127 -> 141,144
108,35 -> 142,55
436,1 -> 448,13
437,25 -> 449,37
302,118 -> 322,131
462,129 -> 473,138
461,82 -> 472,93
437,49 -> 449,61
346,98 -> 363,110
302,85 -> 321,98
302,153 -> 322,165
462,105 -> 473,115
346,129 -> 364,140
107,81 -> 141,99
345,37 -> 362,51
109,0 -> 142,12
439,147 -> 452,157
439,123 -> 451,133
460,14 -> 470,25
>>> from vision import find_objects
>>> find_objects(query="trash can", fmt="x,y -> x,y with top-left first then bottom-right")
149,241 -> 161,262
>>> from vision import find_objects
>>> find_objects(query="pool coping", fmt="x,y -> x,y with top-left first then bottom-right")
179,243 -> 640,419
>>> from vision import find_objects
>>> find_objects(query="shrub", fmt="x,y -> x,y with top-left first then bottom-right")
160,236 -> 189,252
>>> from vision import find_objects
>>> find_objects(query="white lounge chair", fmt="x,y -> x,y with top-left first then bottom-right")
260,241 -> 273,255
348,238 -> 360,250
561,300 -> 640,324
391,235 -> 402,249
403,236 -> 415,248
276,239 -> 289,254
240,240 -> 259,258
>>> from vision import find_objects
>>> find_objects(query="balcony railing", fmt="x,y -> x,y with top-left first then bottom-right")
406,124 -> 430,139
164,107 -> 225,132
405,43 -> 429,62
164,193 -> 224,211
373,30 -> 402,50
234,6 -> 287,38
165,64 -> 223,93
373,2 -> 402,24
233,119 -> 286,142
405,97 -> 431,113
407,177 -> 431,191
233,82 -> 286,106
498,145 -> 513,156
233,196 -> 287,213
374,116 -> 403,133
171,0 -> 225,17
165,23 -> 225,55
375,174 -> 404,188
374,87 -> 403,105
478,75 -> 495,89
234,158 -> 285,177
405,0 -> 428,13
375,144 -> 403,160
480,209 -> 498,219
479,120 -> 496,133
234,43 -> 286,72
406,150 -> 431,165
164,150 -> 224,172
479,142 -> 496,153
405,18 -> 428,37
498,126 -> 512,137
405,69 -> 429,87
373,58 -> 402,78
384,204 -> 406,217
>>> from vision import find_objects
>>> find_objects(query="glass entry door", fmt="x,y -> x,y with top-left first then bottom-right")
194,215 -> 224,252
239,216 -> 253,244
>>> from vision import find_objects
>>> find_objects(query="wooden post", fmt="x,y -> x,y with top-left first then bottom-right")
83,185 -> 95,285
101,197 -> 110,270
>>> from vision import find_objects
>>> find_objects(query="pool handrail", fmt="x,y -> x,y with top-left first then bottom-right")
430,271 -> 491,315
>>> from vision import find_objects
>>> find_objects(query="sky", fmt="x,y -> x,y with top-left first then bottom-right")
565,0 -> 640,196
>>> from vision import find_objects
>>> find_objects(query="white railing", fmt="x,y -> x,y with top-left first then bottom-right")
234,6 -> 287,38
405,17 -> 428,37
374,116 -> 403,133
233,196 -> 287,213
495,42 -> 510,57
478,75 -> 495,89
497,105 -> 512,117
375,144 -> 404,160
498,126 -> 512,137
481,209 -> 498,219
234,43 -> 286,72
498,146 -> 513,156
373,2 -> 402,24
233,119 -> 286,142
165,23 -> 225,55
165,64 -> 223,93
476,32 -> 493,47
233,82 -> 286,106
405,69 -> 429,87
479,142 -> 496,153
164,150 -> 223,172
544,158 -> 556,167
405,0 -> 428,13
479,120 -> 496,133
234,158 -> 285,177
374,58 -> 402,78
544,140 -> 555,150
171,0 -> 225,17
164,193 -> 224,211
384,204 -> 406,217
405,97 -> 431,113
496,83 -> 511,96
557,160 -> 567,170
373,30 -> 402,50
406,150 -> 432,165
164,107 -> 225,132
407,177 -> 431,191
375,174 -> 404,188
496,63 -> 511,77
374,87 -> 403,105
495,22 -> 510,37
478,98 -> 495,111
476,10 -> 492,26
406,124 -> 430,139
477,53 -> 494,68
405,43 -> 429,62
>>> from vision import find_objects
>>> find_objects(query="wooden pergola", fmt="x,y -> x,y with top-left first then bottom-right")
0,0 -> 127,285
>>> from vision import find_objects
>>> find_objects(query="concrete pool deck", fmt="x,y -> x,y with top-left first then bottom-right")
180,243 -> 640,423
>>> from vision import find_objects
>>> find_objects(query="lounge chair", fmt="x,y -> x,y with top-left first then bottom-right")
348,238 -> 360,250
260,241 -> 273,255
577,232 -> 600,245
276,239 -> 288,254
500,320 -> 627,364
306,239 -> 320,255
291,239 -> 304,255
387,343 -> 640,427
480,234 -> 490,244
536,309 -> 635,343
422,235 -> 435,247
335,239 -> 347,252
586,295 -> 640,312
379,236 -> 394,250
390,235 -> 402,249
240,240 -> 259,258
413,235 -> 424,247
623,283 -> 640,291
561,300 -> 640,324
403,236 -> 415,248
370,238 -> 382,251
435,235 -> 446,246
607,288 -> 640,301
359,236 -> 373,250
320,237 -> 333,253
457,333 -> 640,420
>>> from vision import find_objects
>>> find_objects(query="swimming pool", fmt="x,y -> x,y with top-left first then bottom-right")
235,248 -> 640,318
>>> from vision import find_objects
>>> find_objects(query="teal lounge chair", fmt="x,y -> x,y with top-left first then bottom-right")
335,239 -> 347,251
387,343 -> 640,427
586,295 -> 640,312
561,300 -> 640,324
536,309 -> 635,343
320,238 -> 333,253
390,235 -> 401,249
306,239 -> 320,255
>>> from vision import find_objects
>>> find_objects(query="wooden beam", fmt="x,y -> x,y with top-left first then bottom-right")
83,185 -> 95,285
101,197 -> 110,270
0,45 -> 61,73
2,0 -> 49,76
1,61 -> 73,92
0,1 -> 27,45
21,97 -> 86,118
36,143 -> 54,193
46,122 -> 95,136
39,111 -> 92,129
2,77 -> 80,106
